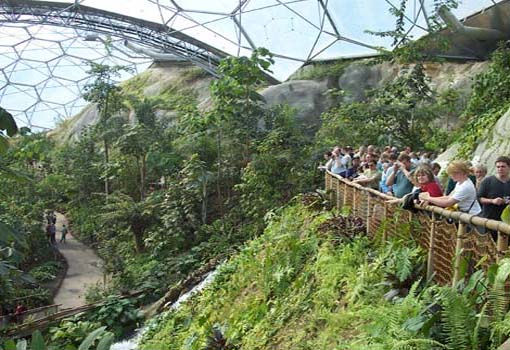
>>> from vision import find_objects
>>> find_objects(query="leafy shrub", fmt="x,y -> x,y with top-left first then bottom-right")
2,328 -> 114,350
85,296 -> 142,338
48,317 -> 103,348
29,261 -> 62,283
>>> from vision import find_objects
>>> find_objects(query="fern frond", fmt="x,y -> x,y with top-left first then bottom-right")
393,338 -> 447,350
440,289 -> 476,350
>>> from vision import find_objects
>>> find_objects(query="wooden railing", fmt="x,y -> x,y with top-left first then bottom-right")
325,171 -> 510,286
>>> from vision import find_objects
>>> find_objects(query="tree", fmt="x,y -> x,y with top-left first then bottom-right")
83,63 -> 129,200
317,63 -> 439,150
116,96 -> 160,200
208,48 -> 274,215
100,192 -> 155,254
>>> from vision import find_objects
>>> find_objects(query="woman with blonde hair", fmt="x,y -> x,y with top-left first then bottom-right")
419,160 -> 481,215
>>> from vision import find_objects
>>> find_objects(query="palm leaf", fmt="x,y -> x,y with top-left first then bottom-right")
96,332 -> 115,350
78,326 -> 107,350
30,331 -> 46,350
0,221 -> 26,248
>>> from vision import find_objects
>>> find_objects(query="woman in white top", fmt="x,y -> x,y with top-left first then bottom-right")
419,160 -> 481,215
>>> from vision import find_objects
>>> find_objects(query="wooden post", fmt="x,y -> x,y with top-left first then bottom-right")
452,222 -> 466,287
327,173 -> 334,203
336,179 -> 341,209
352,187 -> 357,216
497,231 -> 508,260
366,194 -> 371,235
343,182 -> 348,207
382,202 -> 388,243
427,215 -> 437,280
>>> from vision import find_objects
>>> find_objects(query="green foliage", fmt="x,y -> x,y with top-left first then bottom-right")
317,63 -> 441,150
48,318 -> 103,349
290,60 -> 350,80
1,326 -> 114,350
85,296 -> 142,338
456,44 -> 510,158
29,261 -> 62,283
139,203 -> 510,350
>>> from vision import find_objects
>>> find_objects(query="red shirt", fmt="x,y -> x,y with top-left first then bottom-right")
420,182 -> 443,197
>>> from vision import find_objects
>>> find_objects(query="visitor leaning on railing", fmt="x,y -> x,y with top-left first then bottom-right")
385,153 -> 415,198
419,160 -> 481,215
324,168 -> 510,286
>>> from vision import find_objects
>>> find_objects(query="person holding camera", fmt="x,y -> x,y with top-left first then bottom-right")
385,153 -> 415,198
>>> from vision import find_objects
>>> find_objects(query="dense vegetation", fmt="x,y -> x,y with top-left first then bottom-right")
0,114 -> 61,309
3,2 -> 510,345
140,202 -> 510,350
1,48 -> 320,346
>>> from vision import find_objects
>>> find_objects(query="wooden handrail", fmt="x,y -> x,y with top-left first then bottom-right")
325,171 -> 510,285
327,171 -> 510,234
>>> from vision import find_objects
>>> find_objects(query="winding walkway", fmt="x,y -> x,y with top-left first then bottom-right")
53,213 -> 104,309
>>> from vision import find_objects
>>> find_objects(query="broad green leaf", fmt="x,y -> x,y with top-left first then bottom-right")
31,331 -> 46,350
96,332 -> 115,350
15,339 -> 27,350
78,326 -> 107,350
501,205 -> 510,224
495,258 -> 510,285
0,221 -> 26,247
0,107 -> 17,136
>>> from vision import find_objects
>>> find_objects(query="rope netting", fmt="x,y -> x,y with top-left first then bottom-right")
325,172 -> 509,285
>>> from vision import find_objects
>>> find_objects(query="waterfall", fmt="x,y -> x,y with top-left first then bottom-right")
110,270 -> 217,350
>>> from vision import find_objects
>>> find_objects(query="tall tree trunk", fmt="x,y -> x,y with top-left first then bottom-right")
216,128 -> 224,218
201,173 -> 207,224
132,223 -> 145,254
103,93 -> 110,202
133,231 -> 144,254
139,155 -> 146,201
104,138 -> 110,200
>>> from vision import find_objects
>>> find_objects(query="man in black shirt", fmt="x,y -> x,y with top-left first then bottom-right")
478,156 -> 510,240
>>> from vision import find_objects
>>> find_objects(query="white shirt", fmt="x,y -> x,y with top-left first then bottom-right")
451,180 -> 481,215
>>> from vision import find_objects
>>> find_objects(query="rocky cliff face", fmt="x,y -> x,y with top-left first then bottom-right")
436,106 -> 510,174
51,58 -> 489,142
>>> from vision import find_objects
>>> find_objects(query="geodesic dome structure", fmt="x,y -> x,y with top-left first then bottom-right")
0,0 -> 503,130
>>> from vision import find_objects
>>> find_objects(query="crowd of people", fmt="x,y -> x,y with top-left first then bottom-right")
320,145 -> 510,239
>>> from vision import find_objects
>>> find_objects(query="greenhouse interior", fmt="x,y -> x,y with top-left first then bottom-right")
2,1 -> 510,349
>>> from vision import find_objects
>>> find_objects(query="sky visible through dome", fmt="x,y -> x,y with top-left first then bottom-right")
0,0 -> 500,130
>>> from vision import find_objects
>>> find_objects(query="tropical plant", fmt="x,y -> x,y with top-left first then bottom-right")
85,295 -> 142,338
99,192 -> 156,254
1,328 -> 114,350
82,63 -> 130,199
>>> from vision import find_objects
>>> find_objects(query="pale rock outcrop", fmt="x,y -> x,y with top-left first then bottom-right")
260,80 -> 330,132
437,106 -> 510,174
51,59 -> 490,143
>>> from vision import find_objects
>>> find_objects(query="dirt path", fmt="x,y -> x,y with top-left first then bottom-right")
53,213 -> 104,309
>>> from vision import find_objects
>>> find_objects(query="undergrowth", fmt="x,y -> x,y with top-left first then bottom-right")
140,202 -> 510,350
139,203 -> 430,350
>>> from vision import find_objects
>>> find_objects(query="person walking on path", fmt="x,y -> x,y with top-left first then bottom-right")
60,224 -> 68,244
53,212 -> 104,309
48,223 -> 57,245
